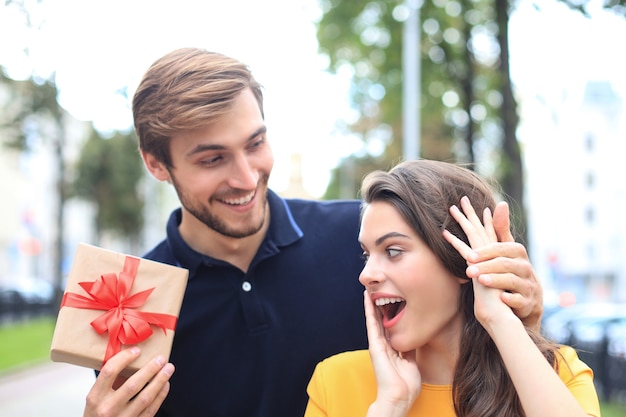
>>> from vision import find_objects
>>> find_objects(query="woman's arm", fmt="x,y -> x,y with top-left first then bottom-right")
472,201 -> 544,331
444,196 -> 595,417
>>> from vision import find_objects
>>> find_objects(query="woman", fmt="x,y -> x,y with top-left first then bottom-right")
305,159 -> 600,417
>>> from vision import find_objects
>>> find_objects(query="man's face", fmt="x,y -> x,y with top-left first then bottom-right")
162,88 -> 274,239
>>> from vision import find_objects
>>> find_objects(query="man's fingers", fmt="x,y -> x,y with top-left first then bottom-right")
117,355 -> 172,405
127,361 -> 175,417
93,347 -> 141,392
85,348 -> 141,417
471,241 -> 529,264
493,201 -> 514,243
499,291 -> 531,315
138,382 -> 171,417
84,348 -> 174,417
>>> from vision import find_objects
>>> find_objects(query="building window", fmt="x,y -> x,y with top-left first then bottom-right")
585,133 -> 595,152
585,206 -> 595,224
586,171 -> 594,189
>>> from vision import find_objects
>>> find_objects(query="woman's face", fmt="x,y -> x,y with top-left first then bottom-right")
358,201 -> 466,353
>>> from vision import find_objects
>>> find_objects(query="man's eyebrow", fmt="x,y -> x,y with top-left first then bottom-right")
186,126 -> 267,157
375,232 -> 410,246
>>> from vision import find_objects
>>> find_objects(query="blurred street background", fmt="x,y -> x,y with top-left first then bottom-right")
1,0 -> 626,415
0,359 -> 94,416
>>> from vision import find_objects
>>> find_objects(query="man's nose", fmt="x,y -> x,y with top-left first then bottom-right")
228,155 -> 258,189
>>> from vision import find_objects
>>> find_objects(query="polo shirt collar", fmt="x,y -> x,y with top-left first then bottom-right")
166,189 -> 303,278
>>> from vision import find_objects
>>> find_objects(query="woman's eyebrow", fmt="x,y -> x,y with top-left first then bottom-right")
375,232 -> 410,246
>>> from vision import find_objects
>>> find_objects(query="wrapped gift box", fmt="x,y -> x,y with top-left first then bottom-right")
50,243 -> 188,377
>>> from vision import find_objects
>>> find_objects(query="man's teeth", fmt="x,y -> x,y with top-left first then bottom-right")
375,297 -> 404,306
223,192 -> 254,205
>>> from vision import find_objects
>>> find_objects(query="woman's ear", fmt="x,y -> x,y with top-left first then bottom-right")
141,150 -> 171,182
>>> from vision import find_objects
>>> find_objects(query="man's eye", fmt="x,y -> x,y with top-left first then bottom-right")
200,155 -> 222,166
249,137 -> 265,149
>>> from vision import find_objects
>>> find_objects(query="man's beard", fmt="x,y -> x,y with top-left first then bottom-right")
170,173 -> 270,239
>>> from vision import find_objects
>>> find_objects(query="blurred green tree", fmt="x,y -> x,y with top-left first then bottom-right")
316,0 -> 626,244
71,128 -> 145,251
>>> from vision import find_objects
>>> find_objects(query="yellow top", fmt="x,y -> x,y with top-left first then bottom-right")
305,346 -> 600,417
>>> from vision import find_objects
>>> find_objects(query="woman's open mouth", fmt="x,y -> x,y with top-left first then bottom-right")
375,297 -> 406,328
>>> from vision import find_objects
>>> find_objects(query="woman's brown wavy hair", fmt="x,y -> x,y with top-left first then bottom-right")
360,159 -> 559,417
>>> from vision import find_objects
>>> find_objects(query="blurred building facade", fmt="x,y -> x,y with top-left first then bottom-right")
0,101 -> 93,290
522,80 -> 626,306
0,99 -> 94,288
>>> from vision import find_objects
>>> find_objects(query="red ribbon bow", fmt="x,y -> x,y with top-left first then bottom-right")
61,256 -> 178,366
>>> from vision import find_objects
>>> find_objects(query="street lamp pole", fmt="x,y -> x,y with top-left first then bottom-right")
402,0 -> 421,160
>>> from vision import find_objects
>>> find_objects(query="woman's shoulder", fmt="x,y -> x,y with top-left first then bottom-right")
320,349 -> 370,364
313,350 -> 373,382
307,350 -> 377,416
556,345 -> 594,382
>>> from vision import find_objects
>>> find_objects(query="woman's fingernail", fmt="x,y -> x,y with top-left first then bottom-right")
130,347 -> 140,355
163,363 -> 175,376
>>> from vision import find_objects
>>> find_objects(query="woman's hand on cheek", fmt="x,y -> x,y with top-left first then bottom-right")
364,291 -> 420,417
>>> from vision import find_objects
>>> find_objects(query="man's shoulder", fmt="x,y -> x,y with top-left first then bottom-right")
142,239 -> 175,264
285,197 -> 361,216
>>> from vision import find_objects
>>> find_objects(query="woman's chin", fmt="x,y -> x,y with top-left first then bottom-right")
388,336 -> 411,354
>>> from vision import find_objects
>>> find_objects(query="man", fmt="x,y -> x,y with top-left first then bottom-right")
83,48 -> 544,417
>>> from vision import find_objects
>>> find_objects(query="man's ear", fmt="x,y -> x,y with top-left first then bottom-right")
141,150 -> 171,182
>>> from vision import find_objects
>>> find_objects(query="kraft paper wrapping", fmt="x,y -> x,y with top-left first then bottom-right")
50,243 -> 188,377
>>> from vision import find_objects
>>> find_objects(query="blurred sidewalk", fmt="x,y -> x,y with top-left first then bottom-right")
0,360 -> 94,416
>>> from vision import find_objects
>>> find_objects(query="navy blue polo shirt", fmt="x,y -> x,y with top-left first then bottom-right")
146,190 -> 368,417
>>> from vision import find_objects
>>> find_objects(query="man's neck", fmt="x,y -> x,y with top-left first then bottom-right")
178,205 -> 270,273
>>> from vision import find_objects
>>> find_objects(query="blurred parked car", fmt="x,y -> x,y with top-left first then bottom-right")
606,322 -> 626,399
542,301 -> 626,401
0,277 -> 55,320
542,302 -> 624,344
569,309 -> 626,400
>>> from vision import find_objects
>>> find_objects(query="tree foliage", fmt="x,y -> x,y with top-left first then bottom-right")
558,0 -> 626,16
316,0 -> 625,242
315,0 -> 505,172
72,129 -> 145,247
0,69 -> 63,149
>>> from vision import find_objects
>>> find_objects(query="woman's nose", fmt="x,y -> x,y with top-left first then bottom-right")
358,259 -> 385,287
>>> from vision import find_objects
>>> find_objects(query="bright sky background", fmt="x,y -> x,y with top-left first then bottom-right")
1,0 -> 625,197
0,0 -> 359,197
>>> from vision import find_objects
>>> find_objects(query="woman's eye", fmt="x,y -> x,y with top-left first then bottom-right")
360,252 -> 370,263
387,248 -> 401,258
